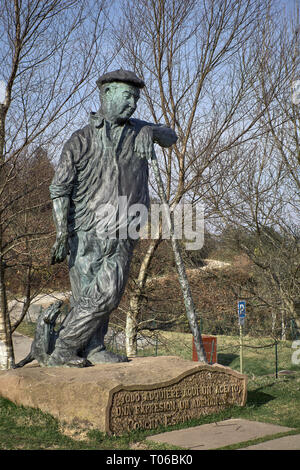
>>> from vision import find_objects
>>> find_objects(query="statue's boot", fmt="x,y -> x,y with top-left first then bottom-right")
82,313 -> 128,364
86,346 -> 128,364
47,346 -> 92,368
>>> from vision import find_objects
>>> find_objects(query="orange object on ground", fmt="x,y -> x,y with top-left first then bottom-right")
192,335 -> 217,363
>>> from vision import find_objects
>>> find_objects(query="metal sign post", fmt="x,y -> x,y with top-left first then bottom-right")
238,301 -> 246,374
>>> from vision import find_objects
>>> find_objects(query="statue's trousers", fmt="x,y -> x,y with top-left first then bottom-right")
55,232 -> 136,353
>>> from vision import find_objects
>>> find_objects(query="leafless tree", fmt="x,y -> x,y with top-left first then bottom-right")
203,3 -> 300,339
114,0 -> 273,357
0,0 -> 114,369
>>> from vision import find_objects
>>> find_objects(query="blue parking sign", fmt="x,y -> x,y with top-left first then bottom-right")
238,301 -> 246,318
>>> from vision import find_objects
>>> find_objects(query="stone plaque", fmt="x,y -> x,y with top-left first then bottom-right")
106,365 -> 247,435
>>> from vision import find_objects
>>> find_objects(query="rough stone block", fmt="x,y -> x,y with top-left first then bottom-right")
0,356 -> 247,435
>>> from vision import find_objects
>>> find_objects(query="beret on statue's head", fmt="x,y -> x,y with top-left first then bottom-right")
96,69 -> 145,89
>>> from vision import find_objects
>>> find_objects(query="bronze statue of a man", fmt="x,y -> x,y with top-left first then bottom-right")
48,70 -> 177,367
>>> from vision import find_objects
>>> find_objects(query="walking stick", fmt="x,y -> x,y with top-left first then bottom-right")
150,149 -> 207,363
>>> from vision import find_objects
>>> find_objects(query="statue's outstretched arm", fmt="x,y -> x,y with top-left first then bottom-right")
135,124 -> 177,161
152,124 -> 178,148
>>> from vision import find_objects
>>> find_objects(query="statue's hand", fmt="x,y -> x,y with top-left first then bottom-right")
50,233 -> 69,265
134,126 -> 154,159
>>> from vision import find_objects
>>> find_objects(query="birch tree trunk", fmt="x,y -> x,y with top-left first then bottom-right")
125,295 -> 139,358
281,311 -> 287,341
0,70 -> 14,369
151,151 -> 207,363
125,238 -> 161,358
0,234 -> 14,369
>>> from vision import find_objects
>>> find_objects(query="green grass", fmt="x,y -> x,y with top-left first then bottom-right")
15,322 -> 36,338
4,326 -> 300,450
138,330 -> 300,377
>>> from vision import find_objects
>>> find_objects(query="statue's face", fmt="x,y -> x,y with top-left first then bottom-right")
101,82 -> 140,123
